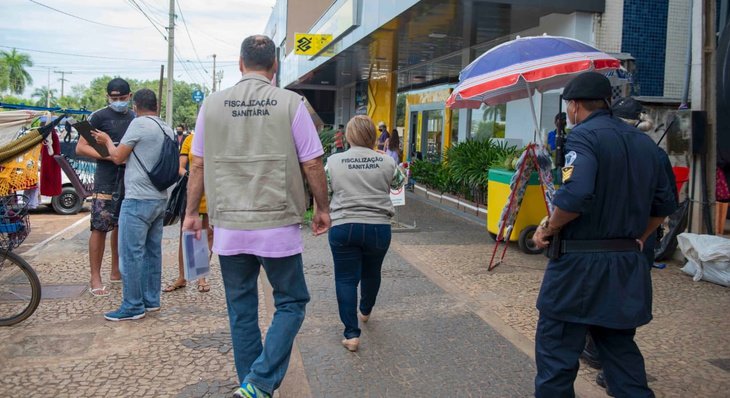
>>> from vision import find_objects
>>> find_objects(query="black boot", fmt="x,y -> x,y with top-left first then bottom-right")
580,333 -> 602,369
595,372 -> 614,397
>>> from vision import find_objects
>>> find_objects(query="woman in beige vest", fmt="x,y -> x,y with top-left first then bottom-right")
325,115 -> 405,352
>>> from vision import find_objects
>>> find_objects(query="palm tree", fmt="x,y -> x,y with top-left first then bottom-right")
0,59 -> 9,93
1,49 -> 33,95
31,86 -> 57,107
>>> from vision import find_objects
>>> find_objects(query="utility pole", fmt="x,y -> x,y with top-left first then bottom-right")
157,65 -> 165,116
166,0 -> 175,125
54,71 -> 72,98
212,54 -> 217,92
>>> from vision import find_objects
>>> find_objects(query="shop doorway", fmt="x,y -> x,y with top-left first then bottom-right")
409,103 -> 446,162
409,111 -> 419,161
422,109 -> 444,161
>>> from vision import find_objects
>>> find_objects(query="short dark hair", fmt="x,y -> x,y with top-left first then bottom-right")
133,88 -> 157,112
240,35 -> 275,71
580,99 -> 609,112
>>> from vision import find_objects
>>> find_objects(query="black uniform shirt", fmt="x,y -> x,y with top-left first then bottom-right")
536,110 -> 676,329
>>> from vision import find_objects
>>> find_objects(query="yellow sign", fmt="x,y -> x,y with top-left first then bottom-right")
294,33 -> 333,55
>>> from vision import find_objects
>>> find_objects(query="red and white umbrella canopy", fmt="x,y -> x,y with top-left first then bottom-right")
446,36 -> 621,109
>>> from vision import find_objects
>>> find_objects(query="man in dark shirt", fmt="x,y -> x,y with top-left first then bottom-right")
547,112 -> 566,152
76,78 -> 135,297
376,121 -> 390,151
532,72 -> 676,397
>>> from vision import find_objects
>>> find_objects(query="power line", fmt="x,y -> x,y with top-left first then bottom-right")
2,45 -> 240,64
174,48 -> 205,86
176,0 -> 209,74
0,45 -> 164,62
174,47 -> 208,84
28,0 -> 148,29
126,0 -> 167,39
136,0 -> 168,27
139,0 -> 238,49
137,0 -> 168,15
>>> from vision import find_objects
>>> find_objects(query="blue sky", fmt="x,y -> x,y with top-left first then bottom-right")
1,0 -> 275,97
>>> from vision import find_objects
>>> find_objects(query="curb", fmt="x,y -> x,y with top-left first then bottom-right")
22,214 -> 90,258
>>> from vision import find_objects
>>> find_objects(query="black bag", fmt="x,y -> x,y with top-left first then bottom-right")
164,174 -> 187,226
654,199 -> 690,261
133,116 -> 180,191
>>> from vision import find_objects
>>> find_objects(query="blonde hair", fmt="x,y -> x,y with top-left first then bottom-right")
345,115 -> 377,148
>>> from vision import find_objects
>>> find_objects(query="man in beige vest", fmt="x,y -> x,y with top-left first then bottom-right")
183,35 -> 330,398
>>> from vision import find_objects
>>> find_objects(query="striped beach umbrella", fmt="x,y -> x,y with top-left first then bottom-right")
446,35 -> 621,140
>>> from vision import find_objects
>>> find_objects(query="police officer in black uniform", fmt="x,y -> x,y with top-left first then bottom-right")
532,72 -> 676,397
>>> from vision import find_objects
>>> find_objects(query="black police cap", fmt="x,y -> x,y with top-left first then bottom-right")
562,72 -> 611,101
611,97 -> 643,119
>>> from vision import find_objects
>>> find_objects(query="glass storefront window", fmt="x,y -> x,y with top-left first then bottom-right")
469,103 -> 506,141
424,109 -> 443,160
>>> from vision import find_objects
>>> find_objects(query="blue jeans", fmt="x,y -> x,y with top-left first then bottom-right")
328,223 -> 391,339
219,253 -> 310,395
118,198 -> 166,313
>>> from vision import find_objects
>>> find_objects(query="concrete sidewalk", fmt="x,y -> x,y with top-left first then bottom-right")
392,191 -> 730,398
0,193 -> 727,397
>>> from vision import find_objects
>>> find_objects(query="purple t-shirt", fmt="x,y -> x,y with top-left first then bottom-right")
192,101 -> 323,257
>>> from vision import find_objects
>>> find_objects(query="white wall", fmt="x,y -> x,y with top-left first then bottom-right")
504,12 -> 596,145
664,0 -> 692,99
595,0 -> 624,53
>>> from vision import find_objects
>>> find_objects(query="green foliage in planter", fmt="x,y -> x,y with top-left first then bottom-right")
445,139 -> 517,189
410,139 -> 518,204
409,159 -> 441,190
319,128 -> 335,162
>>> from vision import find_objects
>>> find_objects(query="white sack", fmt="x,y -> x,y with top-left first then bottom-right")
677,233 -> 730,287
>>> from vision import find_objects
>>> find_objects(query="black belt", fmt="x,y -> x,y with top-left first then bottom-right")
560,239 -> 640,254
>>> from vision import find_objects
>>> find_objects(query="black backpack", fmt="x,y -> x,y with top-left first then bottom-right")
133,116 -> 180,191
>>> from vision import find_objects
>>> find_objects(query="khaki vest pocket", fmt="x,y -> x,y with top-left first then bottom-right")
213,155 -> 287,212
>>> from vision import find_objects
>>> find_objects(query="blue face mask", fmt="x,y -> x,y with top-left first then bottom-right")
109,101 -> 129,113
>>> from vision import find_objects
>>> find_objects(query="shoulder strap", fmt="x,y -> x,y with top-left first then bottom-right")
131,116 -> 169,173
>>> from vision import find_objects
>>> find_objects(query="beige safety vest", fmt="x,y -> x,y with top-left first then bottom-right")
203,73 -> 307,230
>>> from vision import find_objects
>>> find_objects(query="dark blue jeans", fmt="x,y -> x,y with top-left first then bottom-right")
328,223 -> 391,339
219,253 -> 310,395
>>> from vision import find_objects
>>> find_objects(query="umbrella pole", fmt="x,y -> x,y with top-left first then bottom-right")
526,83 -> 540,143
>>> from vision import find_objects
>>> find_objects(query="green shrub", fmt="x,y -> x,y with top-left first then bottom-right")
409,159 -> 441,190
410,139 -> 518,204
445,139 -> 517,189
319,128 -> 335,161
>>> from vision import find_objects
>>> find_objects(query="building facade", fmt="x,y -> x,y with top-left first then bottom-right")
265,0 -> 692,161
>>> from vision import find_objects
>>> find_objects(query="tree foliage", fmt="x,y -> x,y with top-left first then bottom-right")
31,86 -> 58,107
1,49 -> 33,95
1,68 -> 207,129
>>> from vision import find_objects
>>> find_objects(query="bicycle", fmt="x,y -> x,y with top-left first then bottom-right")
0,194 -> 40,326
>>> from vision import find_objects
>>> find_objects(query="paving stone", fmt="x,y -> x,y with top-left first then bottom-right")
298,231 -> 535,396
0,193 -> 726,397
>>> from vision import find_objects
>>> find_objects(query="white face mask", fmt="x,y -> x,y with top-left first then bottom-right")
565,101 -> 577,129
